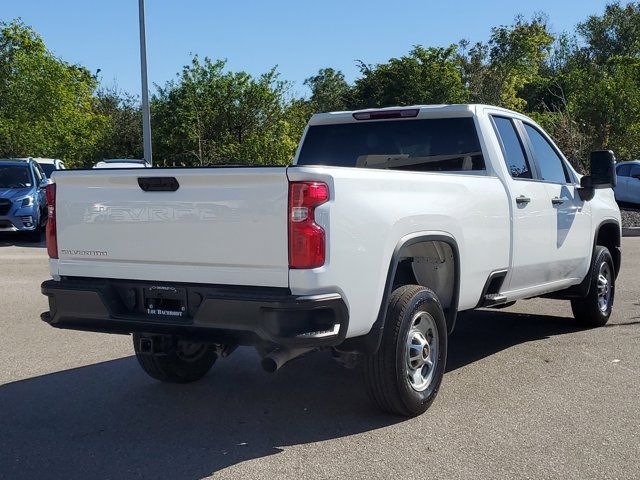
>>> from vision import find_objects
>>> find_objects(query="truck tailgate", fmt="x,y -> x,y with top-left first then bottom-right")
52,168 -> 290,287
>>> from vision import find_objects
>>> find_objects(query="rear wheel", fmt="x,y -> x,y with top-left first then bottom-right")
363,285 -> 447,417
571,246 -> 615,327
133,334 -> 218,383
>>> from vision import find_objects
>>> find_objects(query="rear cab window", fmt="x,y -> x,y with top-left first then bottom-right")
297,117 -> 486,173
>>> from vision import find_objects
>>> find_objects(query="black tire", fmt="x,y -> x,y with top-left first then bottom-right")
363,285 -> 448,417
133,334 -> 217,383
571,246 -> 615,327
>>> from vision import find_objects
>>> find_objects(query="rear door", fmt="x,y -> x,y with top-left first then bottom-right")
54,167 -> 290,287
490,116 -> 555,292
520,123 -> 591,283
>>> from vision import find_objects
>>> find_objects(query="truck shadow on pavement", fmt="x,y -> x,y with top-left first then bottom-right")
0,309 -> 583,479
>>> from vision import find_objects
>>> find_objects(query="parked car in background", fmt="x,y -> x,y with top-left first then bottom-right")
94,159 -> 150,169
41,105 -> 621,417
614,160 -> 640,207
32,158 -> 66,178
0,158 -> 48,240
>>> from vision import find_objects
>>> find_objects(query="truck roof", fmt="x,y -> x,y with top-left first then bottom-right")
308,104 -> 521,126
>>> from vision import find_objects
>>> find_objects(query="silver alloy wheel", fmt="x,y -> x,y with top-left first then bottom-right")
596,261 -> 612,312
406,311 -> 439,392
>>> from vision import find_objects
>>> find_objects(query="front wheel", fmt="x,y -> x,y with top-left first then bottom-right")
363,285 -> 448,417
571,246 -> 615,327
133,334 -> 218,383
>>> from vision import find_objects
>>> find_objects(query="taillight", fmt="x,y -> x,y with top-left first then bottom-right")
45,183 -> 58,259
288,182 -> 329,269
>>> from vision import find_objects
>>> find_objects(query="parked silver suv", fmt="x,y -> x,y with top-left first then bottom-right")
615,161 -> 640,207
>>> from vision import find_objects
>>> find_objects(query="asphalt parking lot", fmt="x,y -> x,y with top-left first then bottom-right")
0,234 -> 638,479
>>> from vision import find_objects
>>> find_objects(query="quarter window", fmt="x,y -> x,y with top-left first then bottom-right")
524,124 -> 569,184
491,116 -> 532,179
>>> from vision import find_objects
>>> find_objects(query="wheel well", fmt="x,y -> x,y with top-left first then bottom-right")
596,222 -> 621,276
337,236 -> 459,354
392,240 -> 458,329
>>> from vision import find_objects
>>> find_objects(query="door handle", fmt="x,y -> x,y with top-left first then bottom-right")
551,197 -> 566,205
515,195 -> 531,205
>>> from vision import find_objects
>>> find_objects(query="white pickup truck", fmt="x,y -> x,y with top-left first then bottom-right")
41,104 -> 621,417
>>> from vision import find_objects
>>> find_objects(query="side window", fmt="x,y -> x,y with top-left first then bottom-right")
617,164 -> 632,177
523,124 -> 569,184
491,116 -> 532,179
631,166 -> 640,179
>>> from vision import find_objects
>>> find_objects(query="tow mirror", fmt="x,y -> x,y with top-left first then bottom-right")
578,150 -> 617,201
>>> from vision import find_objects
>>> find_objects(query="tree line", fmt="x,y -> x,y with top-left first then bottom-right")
1,2 -> 639,170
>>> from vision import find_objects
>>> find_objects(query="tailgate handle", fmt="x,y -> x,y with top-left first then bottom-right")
138,177 -> 180,192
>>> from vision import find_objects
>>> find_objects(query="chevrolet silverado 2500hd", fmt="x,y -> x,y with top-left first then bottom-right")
41,104 -> 621,417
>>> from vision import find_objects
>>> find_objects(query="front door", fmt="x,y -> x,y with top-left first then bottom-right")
522,123 -> 591,283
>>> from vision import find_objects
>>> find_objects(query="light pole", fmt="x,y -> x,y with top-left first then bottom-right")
139,0 -> 153,166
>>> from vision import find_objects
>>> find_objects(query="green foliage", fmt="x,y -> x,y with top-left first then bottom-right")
567,58 -> 640,161
2,3 -> 640,168
578,2 -> 640,64
459,15 -> 554,111
351,46 -> 468,108
151,56 -> 299,166
564,2 -> 640,162
304,68 -> 350,113
94,87 -> 143,162
0,20 -> 107,167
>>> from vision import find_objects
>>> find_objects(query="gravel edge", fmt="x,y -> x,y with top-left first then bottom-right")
621,208 -> 640,229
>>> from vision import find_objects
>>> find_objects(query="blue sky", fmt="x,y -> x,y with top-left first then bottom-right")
2,0 -> 615,98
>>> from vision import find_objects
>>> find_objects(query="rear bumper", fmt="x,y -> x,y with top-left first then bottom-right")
41,278 -> 349,348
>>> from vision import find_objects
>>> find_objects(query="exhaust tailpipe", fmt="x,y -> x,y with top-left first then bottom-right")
261,347 -> 314,373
